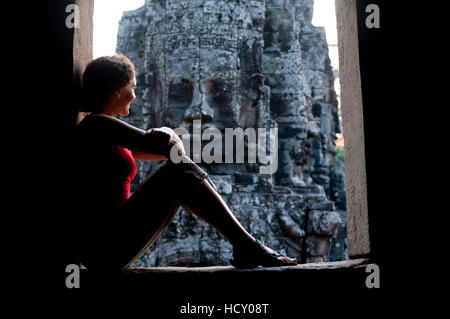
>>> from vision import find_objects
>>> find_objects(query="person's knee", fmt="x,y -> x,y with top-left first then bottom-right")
166,154 -> 194,165
141,155 -> 208,193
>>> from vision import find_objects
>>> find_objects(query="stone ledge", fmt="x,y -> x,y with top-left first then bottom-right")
80,259 -> 373,292
122,258 -> 369,274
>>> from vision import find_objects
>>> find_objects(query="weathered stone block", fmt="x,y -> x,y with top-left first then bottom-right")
329,210 -> 348,261
278,209 -> 305,241
262,52 -> 303,74
307,210 -> 341,236
208,174 -> 233,194
307,198 -> 335,211
265,74 -> 306,94
305,235 -> 332,257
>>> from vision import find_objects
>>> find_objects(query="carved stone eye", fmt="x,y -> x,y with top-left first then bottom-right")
204,79 -> 219,95
201,78 -> 235,124
168,78 -> 193,102
204,79 -> 232,101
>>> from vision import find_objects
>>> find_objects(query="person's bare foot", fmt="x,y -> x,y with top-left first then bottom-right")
231,239 -> 298,267
259,242 -> 297,264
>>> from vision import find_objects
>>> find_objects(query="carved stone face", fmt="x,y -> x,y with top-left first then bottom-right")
164,47 -> 240,132
146,0 -> 263,133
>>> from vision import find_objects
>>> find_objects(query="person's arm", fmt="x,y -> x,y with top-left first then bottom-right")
77,114 -> 184,158
131,150 -> 167,161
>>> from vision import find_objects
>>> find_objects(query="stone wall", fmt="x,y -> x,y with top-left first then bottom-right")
116,0 -> 347,266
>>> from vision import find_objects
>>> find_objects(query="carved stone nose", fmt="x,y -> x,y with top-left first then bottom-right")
184,81 -> 214,123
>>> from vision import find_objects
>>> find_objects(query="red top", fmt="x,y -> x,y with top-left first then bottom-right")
76,143 -> 137,208
74,114 -> 173,209
110,146 -> 137,206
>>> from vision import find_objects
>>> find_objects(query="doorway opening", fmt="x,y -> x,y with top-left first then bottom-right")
83,0 -> 367,267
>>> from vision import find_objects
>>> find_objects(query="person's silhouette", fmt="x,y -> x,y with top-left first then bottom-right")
73,54 -> 297,270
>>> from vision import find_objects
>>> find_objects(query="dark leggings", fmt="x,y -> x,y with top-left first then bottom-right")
79,155 -> 211,270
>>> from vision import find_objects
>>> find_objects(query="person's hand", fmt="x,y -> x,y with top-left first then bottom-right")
143,127 -> 180,157
169,131 -> 186,156
158,127 -> 185,157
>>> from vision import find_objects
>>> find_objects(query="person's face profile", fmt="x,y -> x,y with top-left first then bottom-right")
115,76 -> 137,116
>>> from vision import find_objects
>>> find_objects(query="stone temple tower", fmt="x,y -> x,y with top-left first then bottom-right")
116,0 -> 347,266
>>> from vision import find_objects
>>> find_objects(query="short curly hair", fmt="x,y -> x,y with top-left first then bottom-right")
80,53 -> 136,112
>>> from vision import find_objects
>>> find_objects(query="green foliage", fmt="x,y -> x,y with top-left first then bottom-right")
335,146 -> 345,164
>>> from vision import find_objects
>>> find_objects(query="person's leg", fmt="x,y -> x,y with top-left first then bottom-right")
107,161 -> 185,269
176,171 -> 297,266
113,156 -> 257,268
92,155 -> 296,269
167,157 -> 297,266
179,178 -> 256,248
79,158 -> 187,270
